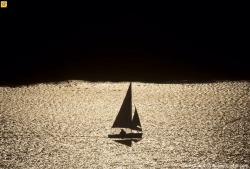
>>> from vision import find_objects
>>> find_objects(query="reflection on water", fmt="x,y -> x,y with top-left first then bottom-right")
0,81 -> 249,168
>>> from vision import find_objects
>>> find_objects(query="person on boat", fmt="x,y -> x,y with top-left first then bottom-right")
120,129 -> 126,138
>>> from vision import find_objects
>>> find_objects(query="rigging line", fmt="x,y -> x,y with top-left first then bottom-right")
62,135 -> 145,139
63,135 -> 110,138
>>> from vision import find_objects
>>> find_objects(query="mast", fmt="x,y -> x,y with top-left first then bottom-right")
131,83 -> 132,133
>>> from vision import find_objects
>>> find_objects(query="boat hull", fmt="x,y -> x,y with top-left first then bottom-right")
108,133 -> 143,138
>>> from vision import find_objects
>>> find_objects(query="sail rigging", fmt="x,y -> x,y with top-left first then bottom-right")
111,83 -> 142,133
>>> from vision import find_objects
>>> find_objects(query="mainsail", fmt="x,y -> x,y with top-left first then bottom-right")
112,83 -> 132,128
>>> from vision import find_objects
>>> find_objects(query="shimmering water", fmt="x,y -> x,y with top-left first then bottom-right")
0,81 -> 249,168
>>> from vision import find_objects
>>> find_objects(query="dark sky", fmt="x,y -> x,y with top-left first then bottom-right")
1,2 -> 249,83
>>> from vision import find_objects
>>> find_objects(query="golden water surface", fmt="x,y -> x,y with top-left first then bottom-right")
0,81 -> 249,168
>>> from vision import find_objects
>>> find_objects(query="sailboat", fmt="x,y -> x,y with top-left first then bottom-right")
108,83 -> 143,139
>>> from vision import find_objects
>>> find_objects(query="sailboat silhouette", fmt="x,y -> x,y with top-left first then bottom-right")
108,83 -> 143,139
